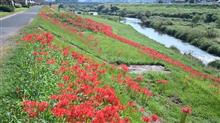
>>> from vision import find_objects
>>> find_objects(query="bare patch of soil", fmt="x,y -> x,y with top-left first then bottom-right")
128,65 -> 170,74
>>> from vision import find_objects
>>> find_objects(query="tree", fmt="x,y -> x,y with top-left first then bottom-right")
110,5 -> 119,14
96,5 -> 105,12
119,9 -> 127,17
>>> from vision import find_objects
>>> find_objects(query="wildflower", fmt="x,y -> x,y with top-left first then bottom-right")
63,75 -> 70,81
47,58 -> 56,64
63,47 -> 70,57
151,114 -> 159,122
157,79 -> 169,84
142,116 -> 151,123
181,106 -> 192,114
120,64 -> 129,72
22,100 -> 49,118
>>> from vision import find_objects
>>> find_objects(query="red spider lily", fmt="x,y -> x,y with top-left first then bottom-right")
35,57 -> 43,62
22,34 -> 36,43
22,100 -> 49,118
180,106 -> 192,123
157,79 -> 169,84
128,101 -> 136,107
33,51 -> 49,56
93,106 -> 122,122
142,116 -> 151,123
21,31 -> 158,122
120,64 -> 129,72
39,12 -> 220,83
140,107 -> 145,113
63,47 -> 70,57
52,107 -> 70,117
151,114 -> 159,122
181,106 -> 192,114
135,75 -> 144,82
22,32 -> 54,45
63,75 -> 70,81
95,87 -> 121,106
46,58 -> 56,65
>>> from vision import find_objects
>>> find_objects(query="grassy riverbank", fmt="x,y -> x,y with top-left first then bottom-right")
92,4 -> 220,57
1,6 -> 220,122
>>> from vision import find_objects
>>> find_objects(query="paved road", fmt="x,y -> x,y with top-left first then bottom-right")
0,6 -> 41,44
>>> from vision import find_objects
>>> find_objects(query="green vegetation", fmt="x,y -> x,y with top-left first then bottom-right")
208,60 -> 220,69
1,6 -> 220,123
0,5 -> 15,12
0,7 -> 27,17
93,4 -> 220,57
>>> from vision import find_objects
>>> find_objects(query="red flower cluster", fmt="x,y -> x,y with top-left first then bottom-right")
21,32 -> 136,122
39,12 -> 220,83
117,75 -> 153,97
22,100 -> 49,118
142,114 -> 159,123
40,12 -> 153,98
120,64 -> 129,72
22,32 -> 54,45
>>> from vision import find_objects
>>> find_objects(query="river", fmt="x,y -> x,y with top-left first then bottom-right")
121,18 -> 220,65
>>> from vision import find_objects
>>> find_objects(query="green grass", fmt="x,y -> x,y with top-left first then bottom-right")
83,15 -> 220,76
1,8 -> 220,122
101,4 -> 220,56
0,7 -> 27,18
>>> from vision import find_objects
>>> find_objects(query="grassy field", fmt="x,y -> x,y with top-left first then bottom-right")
0,7 -> 27,18
1,6 -> 220,122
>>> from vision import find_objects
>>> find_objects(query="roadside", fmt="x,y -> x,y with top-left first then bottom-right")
0,7 -> 27,18
0,6 -> 40,65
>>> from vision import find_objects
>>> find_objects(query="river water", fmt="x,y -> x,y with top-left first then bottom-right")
121,18 -> 220,65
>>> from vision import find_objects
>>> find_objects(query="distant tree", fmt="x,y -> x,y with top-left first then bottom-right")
145,11 -> 152,17
136,12 -> 145,19
119,9 -> 127,17
141,16 -> 150,26
192,14 -> 201,27
101,8 -> 110,14
110,5 -> 119,13
96,5 -> 105,12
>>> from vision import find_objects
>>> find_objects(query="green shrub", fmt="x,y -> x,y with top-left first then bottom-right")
170,45 -> 180,53
192,14 -> 201,27
204,13 -> 218,23
207,45 -> 220,56
208,60 -> 220,69
22,5 -> 30,8
205,27 -> 218,38
216,17 -> 220,28
199,41 -> 213,50
0,5 -> 15,12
